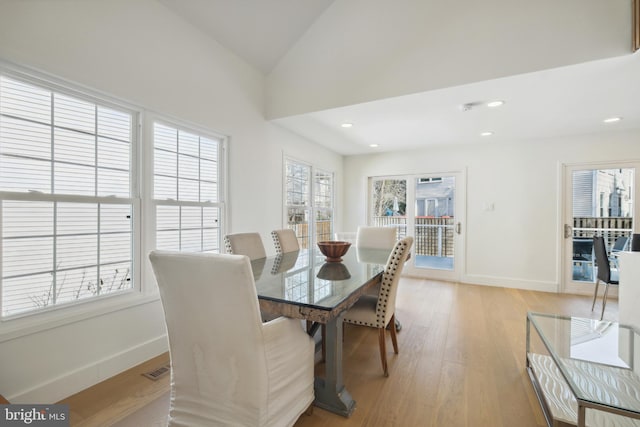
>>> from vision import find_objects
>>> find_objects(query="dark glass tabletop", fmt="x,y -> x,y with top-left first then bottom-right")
252,246 -> 390,311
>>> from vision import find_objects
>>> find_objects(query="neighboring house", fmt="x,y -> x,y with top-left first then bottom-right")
415,177 -> 455,218
572,169 -> 634,218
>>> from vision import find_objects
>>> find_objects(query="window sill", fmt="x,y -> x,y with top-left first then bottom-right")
0,289 -> 160,343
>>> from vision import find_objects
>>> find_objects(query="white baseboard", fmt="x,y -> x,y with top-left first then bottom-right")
462,274 -> 559,293
9,335 -> 168,404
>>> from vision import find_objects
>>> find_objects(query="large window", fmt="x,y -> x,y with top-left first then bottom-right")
153,122 -> 222,252
0,70 -> 226,321
284,159 -> 333,248
0,75 -> 135,318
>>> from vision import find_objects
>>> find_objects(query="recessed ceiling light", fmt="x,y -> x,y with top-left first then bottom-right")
369,144 -> 379,148
603,117 -> 622,123
480,131 -> 493,137
341,123 -> 353,128
486,100 -> 505,108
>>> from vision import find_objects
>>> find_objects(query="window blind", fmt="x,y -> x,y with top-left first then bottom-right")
153,122 -> 221,253
0,75 -> 134,318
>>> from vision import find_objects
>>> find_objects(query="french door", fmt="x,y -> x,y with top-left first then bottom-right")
369,172 -> 465,281
562,162 -> 638,295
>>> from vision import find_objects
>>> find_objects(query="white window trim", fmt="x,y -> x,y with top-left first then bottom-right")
0,63 -> 145,339
0,61 -> 228,342
145,115 -> 227,245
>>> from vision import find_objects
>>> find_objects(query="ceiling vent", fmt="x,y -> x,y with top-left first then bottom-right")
459,102 -> 483,112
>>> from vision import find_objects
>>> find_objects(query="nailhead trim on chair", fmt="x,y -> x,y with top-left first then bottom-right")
271,254 -> 284,274
223,236 -> 233,254
271,231 -> 283,255
343,237 -> 412,329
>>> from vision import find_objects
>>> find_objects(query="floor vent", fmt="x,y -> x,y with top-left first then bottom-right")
142,363 -> 171,381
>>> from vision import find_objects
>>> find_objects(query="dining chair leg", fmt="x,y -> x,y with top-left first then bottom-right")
378,328 -> 388,377
600,283 -> 610,320
591,279 -> 600,311
305,403 -> 314,416
389,314 -> 399,354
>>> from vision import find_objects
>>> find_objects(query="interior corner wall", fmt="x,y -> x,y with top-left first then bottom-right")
0,0 -> 342,403
266,0 -> 631,119
342,129 -> 640,291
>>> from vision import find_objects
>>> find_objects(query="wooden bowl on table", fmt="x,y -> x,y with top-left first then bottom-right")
317,241 -> 351,262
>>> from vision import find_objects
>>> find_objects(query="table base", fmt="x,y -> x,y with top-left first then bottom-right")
313,378 -> 356,417
311,314 -> 356,417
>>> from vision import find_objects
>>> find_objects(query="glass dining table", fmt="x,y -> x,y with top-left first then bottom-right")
251,246 -> 391,417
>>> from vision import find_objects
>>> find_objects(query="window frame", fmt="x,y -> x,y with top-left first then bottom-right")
283,156 -> 334,248
314,168 -> 334,243
148,117 -> 227,254
0,68 -> 142,321
0,61 -> 228,341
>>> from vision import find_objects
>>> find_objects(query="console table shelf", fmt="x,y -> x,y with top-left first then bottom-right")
526,312 -> 640,427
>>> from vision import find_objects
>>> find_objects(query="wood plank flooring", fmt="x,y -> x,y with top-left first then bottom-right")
57,353 -> 170,427
60,278 -> 617,426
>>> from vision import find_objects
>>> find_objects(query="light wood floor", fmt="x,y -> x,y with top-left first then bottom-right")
59,278 -> 617,427
57,353 -> 170,427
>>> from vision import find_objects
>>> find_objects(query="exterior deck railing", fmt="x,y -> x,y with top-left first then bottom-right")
290,220 -> 333,249
288,216 -> 632,258
371,216 -> 455,257
573,217 -> 633,249
371,216 -> 632,260
571,217 -> 632,281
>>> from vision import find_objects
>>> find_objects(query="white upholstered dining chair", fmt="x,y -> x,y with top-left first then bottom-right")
148,251 -> 315,427
355,226 -> 397,250
224,232 -> 278,321
355,226 -> 400,303
334,231 -> 356,243
224,232 -> 267,260
271,229 -> 300,254
343,236 -> 413,376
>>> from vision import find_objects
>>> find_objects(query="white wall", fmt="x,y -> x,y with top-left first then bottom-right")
343,129 -> 640,291
0,0 -> 342,403
267,0 -> 631,119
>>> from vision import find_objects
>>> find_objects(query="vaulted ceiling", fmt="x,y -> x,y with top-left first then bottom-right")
159,0 -> 640,155
158,0 -> 336,74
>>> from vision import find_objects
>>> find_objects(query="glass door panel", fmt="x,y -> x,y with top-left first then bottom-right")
287,206 -> 311,249
369,172 -> 464,281
370,178 -> 407,238
564,165 -> 636,294
414,176 -> 455,271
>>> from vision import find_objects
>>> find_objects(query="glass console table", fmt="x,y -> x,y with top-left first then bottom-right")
526,312 -> 640,427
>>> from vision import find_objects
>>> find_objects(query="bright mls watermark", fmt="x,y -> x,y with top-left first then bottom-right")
1,405 -> 69,426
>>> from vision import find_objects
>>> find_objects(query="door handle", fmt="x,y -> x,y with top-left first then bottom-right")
564,224 -> 573,239
456,222 -> 461,235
